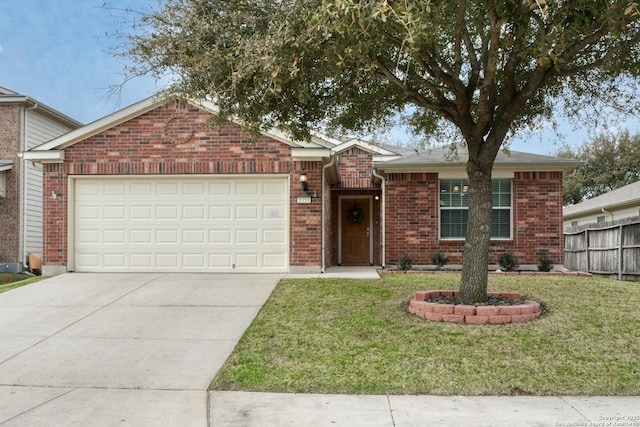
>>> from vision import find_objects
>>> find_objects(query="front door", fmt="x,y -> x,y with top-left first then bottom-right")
340,197 -> 372,265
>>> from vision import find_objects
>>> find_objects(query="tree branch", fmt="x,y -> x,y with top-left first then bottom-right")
475,3 -> 505,139
454,0 -> 467,77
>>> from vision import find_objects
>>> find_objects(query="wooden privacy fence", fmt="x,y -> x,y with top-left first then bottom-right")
564,217 -> 640,281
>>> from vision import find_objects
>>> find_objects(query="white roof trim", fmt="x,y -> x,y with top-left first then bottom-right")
21,150 -> 64,163
0,162 -> 13,172
291,148 -> 332,161
333,138 -> 398,156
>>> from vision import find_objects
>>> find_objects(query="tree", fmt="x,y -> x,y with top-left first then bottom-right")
559,130 -> 640,205
123,0 -> 640,304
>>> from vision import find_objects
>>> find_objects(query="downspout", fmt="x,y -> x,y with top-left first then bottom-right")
321,155 -> 336,273
20,101 -> 39,267
372,167 -> 385,269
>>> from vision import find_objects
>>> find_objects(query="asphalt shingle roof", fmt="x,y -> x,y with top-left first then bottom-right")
376,146 -> 582,168
564,180 -> 640,217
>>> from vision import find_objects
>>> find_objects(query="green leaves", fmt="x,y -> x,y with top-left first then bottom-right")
123,0 -> 640,146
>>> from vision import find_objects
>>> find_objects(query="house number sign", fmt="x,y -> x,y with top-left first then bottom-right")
296,196 -> 312,204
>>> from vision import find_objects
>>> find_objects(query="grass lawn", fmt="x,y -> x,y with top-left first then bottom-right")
211,274 -> 640,396
0,273 -> 47,294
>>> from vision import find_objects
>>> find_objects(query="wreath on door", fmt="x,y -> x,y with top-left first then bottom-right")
347,204 -> 364,224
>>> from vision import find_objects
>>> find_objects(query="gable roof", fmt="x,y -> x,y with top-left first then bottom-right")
374,146 -> 582,172
22,94 -> 335,163
563,180 -> 640,219
332,138 -> 401,158
0,86 -> 82,129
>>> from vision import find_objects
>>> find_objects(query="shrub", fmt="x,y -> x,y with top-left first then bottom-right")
499,253 -> 519,271
397,255 -> 412,271
538,255 -> 554,272
430,251 -> 450,270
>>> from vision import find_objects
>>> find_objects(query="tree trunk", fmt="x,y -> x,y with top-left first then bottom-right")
458,161 -> 494,304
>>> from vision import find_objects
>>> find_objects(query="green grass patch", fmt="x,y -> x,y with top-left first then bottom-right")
0,273 -> 47,294
211,274 -> 640,395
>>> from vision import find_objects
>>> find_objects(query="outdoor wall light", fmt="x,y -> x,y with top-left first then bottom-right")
300,169 -> 308,192
299,169 -> 318,198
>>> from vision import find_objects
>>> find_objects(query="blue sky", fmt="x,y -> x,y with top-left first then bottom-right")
1,1 -> 638,155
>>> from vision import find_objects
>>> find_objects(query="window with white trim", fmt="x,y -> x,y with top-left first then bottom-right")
439,179 -> 512,239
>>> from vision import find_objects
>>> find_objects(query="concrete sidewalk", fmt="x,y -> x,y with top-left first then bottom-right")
210,392 -> 640,426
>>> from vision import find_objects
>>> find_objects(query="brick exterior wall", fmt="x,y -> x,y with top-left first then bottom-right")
383,171 -> 565,267
512,171 -> 564,265
385,173 -> 440,266
39,99 -> 566,271
42,100 -> 323,269
336,147 -> 375,189
0,105 -> 21,262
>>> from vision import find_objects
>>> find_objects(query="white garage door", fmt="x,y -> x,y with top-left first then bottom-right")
72,176 -> 289,273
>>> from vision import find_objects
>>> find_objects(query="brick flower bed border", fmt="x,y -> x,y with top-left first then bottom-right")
409,290 -> 542,325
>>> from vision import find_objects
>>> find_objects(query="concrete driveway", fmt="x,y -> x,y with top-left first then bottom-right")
0,273 -> 280,426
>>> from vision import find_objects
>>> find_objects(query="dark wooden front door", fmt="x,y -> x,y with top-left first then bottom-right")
341,198 -> 371,265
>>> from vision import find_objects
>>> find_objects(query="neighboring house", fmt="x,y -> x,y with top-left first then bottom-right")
0,87 -> 81,270
563,180 -> 640,228
23,95 -> 580,275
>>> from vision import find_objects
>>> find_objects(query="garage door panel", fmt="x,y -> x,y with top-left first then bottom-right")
236,181 -> 259,195
236,253 -> 259,268
183,205 -> 205,220
130,183 -> 152,195
264,229 -> 286,244
77,229 -> 100,244
236,205 -> 258,219
104,229 -> 126,244
156,205 -> 178,219
183,182 -> 205,195
104,253 -> 126,268
182,229 -> 206,243
236,229 -> 259,243
130,229 -> 152,244
77,205 -> 99,219
157,182 -> 178,195
130,206 -> 152,220
210,230 -> 232,244
76,253 -> 100,268
182,253 -> 206,268
209,253 -> 232,268
73,176 -> 288,272
130,253 -> 153,268
264,253 -> 287,268
210,205 -> 232,219
76,182 -> 99,196
264,205 -> 286,219
104,182 -> 125,195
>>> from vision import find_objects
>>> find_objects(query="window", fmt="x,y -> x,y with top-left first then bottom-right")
571,220 -> 579,227
439,179 -> 512,239
596,215 -> 606,223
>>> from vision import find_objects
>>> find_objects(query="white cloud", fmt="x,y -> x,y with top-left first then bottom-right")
0,44 -> 4,54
